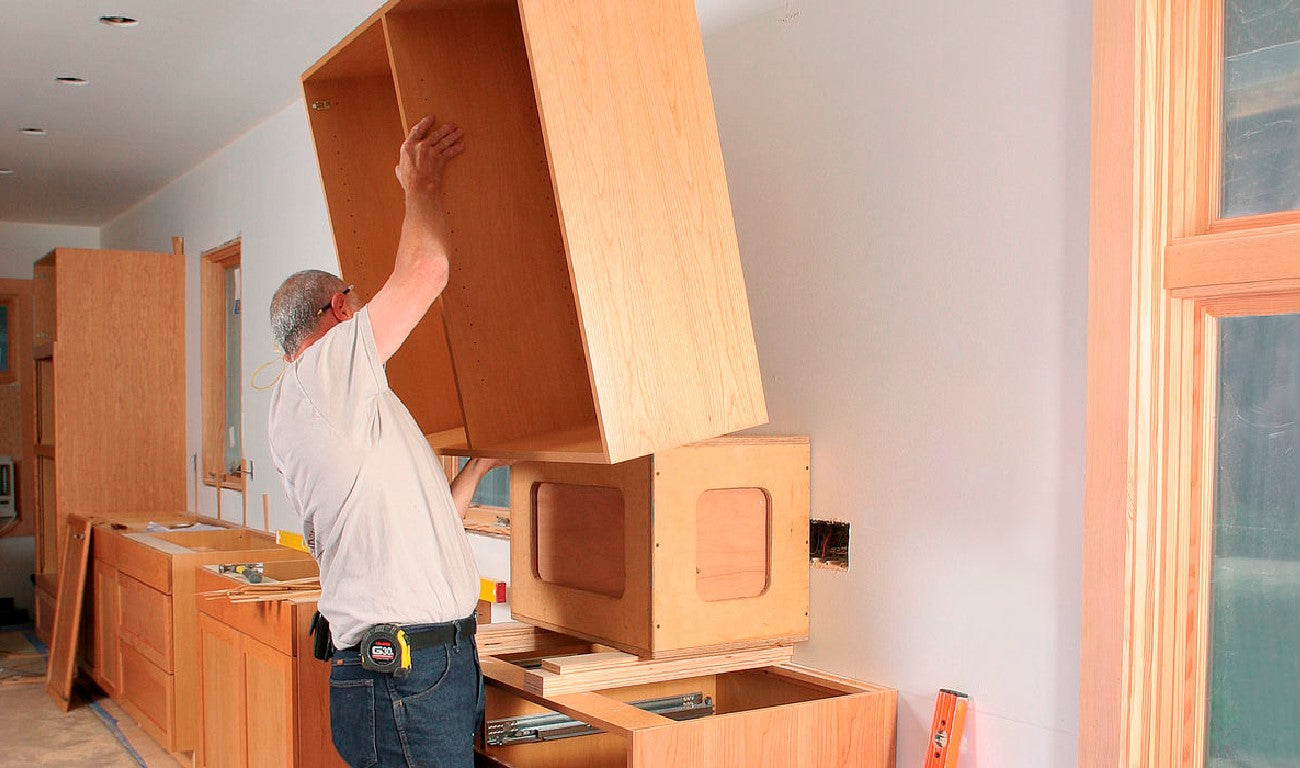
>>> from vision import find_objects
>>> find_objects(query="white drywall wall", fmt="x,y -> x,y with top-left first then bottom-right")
703,1 -> 1089,764
0,222 -> 100,613
101,103 -> 338,531
92,2 -> 1091,764
0,222 -> 100,278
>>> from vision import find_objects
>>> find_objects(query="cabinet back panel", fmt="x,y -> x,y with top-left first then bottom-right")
385,4 -> 599,452
304,53 -> 464,436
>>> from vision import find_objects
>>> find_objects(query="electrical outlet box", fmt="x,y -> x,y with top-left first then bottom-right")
810,519 -> 850,570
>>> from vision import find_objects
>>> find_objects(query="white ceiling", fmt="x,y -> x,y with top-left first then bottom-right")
0,0 -> 787,227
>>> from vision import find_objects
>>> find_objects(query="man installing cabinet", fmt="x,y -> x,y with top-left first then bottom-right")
268,115 -> 499,768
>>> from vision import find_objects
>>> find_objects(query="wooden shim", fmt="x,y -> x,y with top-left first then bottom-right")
523,645 -> 795,697
475,622 -> 586,657
540,651 -> 638,675
46,517 -> 92,711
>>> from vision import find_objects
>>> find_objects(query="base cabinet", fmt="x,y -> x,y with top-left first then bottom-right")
197,613 -> 298,768
474,625 -> 897,768
194,565 -> 344,768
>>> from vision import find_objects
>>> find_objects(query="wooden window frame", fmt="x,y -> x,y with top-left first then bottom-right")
1085,0 -> 1300,765
201,240 -> 245,492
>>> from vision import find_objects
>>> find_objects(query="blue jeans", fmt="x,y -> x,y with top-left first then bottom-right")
329,622 -> 484,768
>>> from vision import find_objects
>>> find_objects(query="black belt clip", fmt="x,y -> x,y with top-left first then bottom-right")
360,623 -> 412,678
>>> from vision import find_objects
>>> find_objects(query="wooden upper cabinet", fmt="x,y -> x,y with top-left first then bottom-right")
301,0 -> 767,464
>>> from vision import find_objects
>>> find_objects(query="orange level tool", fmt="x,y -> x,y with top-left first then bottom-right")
923,688 -> 969,768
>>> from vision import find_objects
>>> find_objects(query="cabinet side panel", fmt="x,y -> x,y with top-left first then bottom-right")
54,249 -> 185,517
518,0 -> 768,462
510,458 -> 653,654
651,439 -> 809,654
303,62 -> 464,436
384,5 -> 600,453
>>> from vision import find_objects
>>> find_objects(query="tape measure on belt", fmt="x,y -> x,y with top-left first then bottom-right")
357,618 -> 475,678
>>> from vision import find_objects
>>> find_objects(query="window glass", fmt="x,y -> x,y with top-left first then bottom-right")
223,267 -> 241,473
1222,0 -> 1300,218
1206,313 -> 1300,764
0,303 -> 8,372
456,457 -> 510,508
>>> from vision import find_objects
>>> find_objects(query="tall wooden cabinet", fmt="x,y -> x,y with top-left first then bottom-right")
31,248 -> 186,576
302,0 -> 767,465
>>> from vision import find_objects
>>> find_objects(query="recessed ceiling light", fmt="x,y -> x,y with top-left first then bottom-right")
20,128 -> 47,136
99,15 -> 139,27
0,169 -> 14,176
55,76 -> 88,86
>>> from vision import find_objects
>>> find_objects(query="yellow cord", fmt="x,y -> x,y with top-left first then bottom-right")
250,358 -> 286,391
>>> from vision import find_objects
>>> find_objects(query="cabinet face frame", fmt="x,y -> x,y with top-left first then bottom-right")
1085,0 -> 1300,765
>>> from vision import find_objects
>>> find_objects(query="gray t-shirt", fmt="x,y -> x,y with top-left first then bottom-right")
268,307 -> 478,647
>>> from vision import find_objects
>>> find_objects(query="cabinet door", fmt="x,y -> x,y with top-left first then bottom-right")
92,562 -> 121,694
243,636 -> 296,768
198,613 -> 246,768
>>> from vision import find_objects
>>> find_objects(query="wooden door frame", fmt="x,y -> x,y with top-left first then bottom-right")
0,278 -> 35,538
1085,0 -> 1300,765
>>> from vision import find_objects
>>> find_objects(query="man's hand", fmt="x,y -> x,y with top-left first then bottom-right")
367,115 -> 465,363
395,116 -> 464,201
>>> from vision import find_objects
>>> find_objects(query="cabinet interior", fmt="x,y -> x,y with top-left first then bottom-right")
303,3 -> 604,462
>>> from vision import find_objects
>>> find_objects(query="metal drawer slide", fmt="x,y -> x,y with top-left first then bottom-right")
486,692 -> 714,747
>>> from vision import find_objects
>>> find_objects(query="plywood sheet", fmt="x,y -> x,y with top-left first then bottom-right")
518,0 -> 767,462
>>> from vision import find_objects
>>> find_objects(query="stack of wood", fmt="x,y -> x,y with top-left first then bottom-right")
200,576 -> 321,603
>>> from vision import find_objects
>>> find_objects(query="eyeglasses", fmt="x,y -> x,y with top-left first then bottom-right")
318,285 -> 352,316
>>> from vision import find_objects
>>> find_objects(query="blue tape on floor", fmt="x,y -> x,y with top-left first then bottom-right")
6,623 -> 47,655
5,625 -> 146,766
87,700 -> 148,767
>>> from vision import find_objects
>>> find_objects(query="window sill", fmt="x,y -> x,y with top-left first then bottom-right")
464,506 -> 510,539
203,473 -> 246,492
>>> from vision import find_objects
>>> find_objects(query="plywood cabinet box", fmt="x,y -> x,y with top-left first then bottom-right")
302,0 -> 766,465
510,437 -> 810,658
474,624 -> 897,768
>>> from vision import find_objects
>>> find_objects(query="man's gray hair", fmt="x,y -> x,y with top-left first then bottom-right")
270,269 -> 348,355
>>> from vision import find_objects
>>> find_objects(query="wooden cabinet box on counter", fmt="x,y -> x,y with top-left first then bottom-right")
194,560 -> 344,768
302,0 -> 766,465
509,437 -> 810,658
87,523 -> 315,755
474,624 -> 897,768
